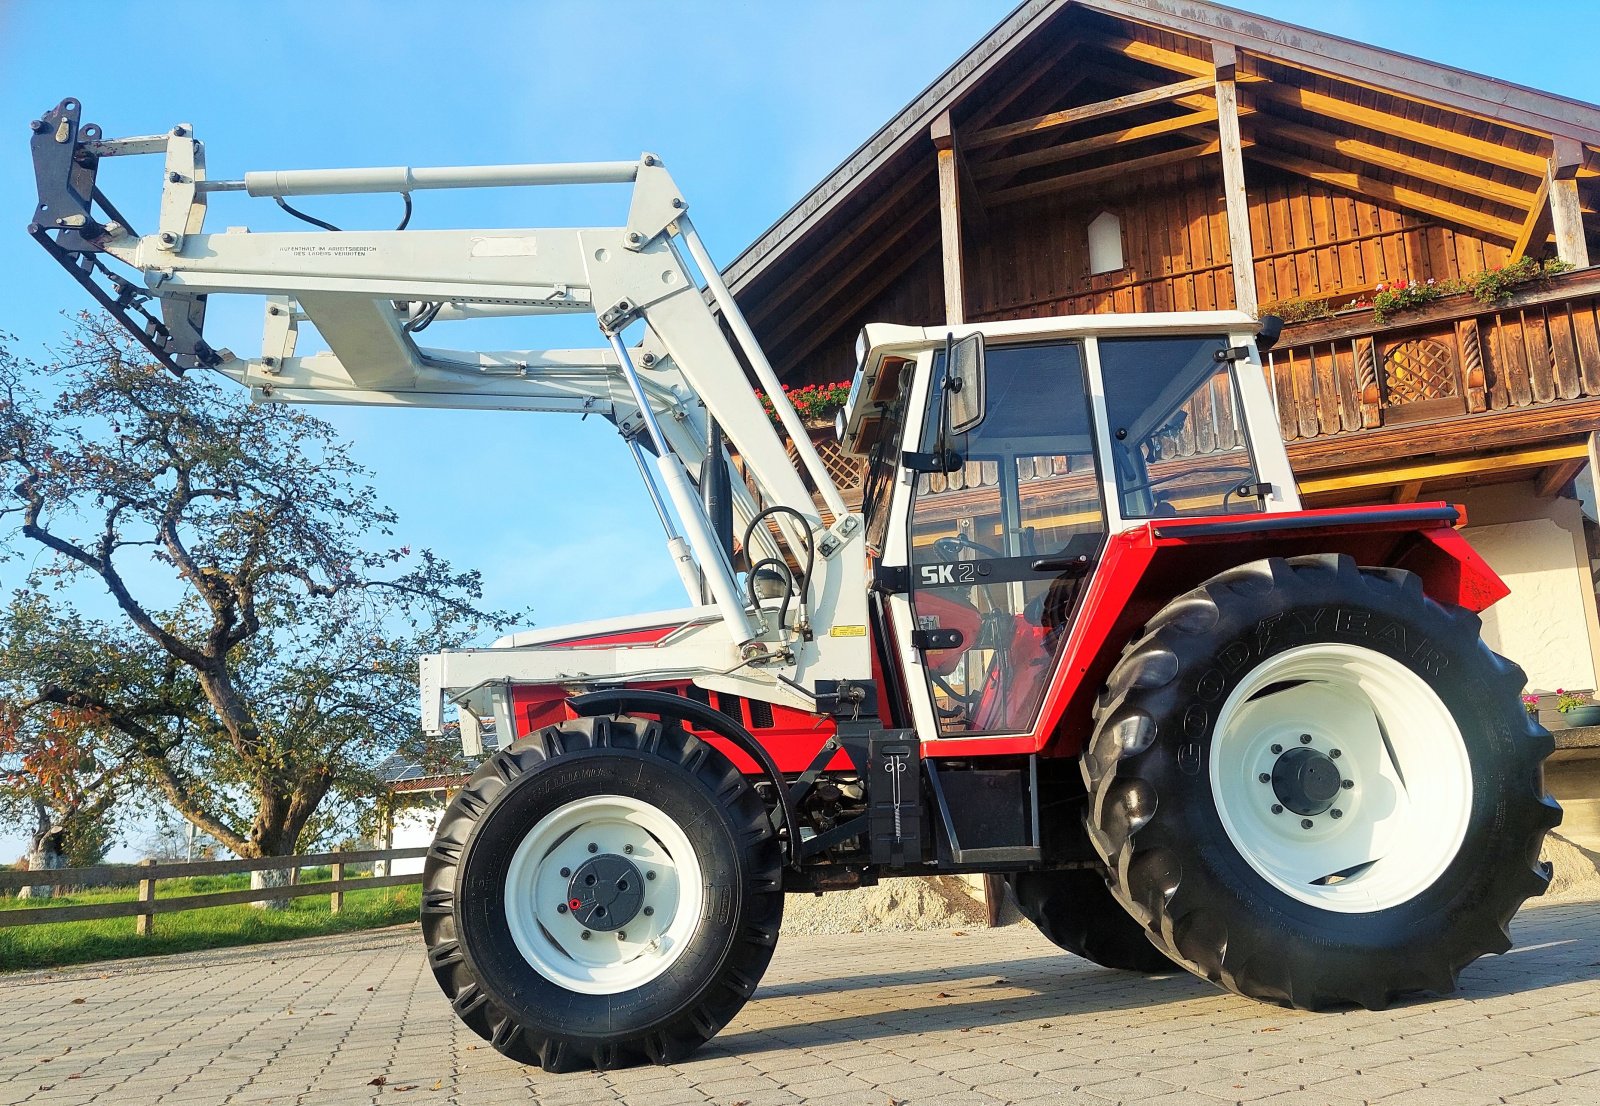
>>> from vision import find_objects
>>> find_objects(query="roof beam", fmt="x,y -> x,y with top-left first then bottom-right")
759,210 -> 936,352
775,231 -> 939,368
963,37 -> 1083,133
990,138 -> 1239,207
1548,155 -> 1592,267
973,106 -> 1231,180
1264,118 -> 1539,210
1098,34 -> 1211,78
968,75 -> 1215,149
1535,457 -> 1586,498
743,165 -> 931,326
1215,42 -> 1258,316
932,111 -> 967,325
1511,175 -> 1552,260
1296,441 -> 1589,495
1247,146 -> 1524,242
1254,83 -> 1547,177
1086,0 -> 1600,145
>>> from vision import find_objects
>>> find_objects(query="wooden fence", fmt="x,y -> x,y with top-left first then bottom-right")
0,847 -> 428,936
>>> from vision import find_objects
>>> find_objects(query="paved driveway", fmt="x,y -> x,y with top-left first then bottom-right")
3,897 -> 1598,1106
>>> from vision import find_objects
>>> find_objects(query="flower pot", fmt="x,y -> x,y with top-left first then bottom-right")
1562,704 -> 1600,728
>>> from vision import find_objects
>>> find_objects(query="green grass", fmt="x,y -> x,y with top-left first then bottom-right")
0,870 -> 420,972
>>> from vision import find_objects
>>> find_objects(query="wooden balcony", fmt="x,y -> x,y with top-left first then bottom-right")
1273,267 -> 1600,504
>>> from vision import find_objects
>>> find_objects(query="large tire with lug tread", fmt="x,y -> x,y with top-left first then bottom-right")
421,715 -> 783,1071
1083,554 -> 1560,1010
1008,868 -> 1177,973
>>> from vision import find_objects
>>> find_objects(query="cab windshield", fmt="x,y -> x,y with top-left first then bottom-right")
1097,336 -> 1263,518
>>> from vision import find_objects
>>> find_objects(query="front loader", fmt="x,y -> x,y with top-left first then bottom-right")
29,98 -> 1560,1071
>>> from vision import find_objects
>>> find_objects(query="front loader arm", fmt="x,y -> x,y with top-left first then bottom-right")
28,97 -> 874,728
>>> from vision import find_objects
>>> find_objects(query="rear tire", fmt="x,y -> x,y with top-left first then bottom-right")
421,715 -> 783,1070
1008,868 -> 1176,973
1083,555 -> 1560,1010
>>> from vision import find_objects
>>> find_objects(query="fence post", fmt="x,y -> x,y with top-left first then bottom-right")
136,859 -> 156,936
330,850 -> 344,915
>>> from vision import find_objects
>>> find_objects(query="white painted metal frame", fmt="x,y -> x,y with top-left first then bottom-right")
88,129 -> 872,740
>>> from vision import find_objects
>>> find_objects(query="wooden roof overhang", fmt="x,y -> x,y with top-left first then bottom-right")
727,0 -> 1600,383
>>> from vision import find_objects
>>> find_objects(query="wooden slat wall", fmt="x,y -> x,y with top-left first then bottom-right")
967,161 -> 1235,321
1249,168 -> 1510,307
954,162 -> 1512,340
1268,292 -> 1600,442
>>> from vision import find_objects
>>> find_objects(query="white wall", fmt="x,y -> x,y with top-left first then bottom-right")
1459,482 -> 1600,692
389,799 -> 446,876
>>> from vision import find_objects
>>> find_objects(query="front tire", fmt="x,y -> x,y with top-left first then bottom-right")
1083,555 -> 1560,1010
421,716 -> 783,1070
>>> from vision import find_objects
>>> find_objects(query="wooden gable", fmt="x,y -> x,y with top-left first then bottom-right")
732,0 -> 1600,414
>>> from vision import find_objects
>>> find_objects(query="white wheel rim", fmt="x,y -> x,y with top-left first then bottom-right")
1209,643 -> 1472,913
503,794 -> 703,994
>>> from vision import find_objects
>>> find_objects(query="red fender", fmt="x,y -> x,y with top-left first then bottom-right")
926,503 -> 1507,760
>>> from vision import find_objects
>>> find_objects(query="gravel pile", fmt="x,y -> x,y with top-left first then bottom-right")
781,876 -> 992,935
1541,829 -> 1600,900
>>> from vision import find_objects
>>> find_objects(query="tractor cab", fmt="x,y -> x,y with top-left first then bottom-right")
838,312 -> 1298,738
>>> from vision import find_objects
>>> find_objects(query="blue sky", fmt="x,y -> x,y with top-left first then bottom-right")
2,0 -> 1597,859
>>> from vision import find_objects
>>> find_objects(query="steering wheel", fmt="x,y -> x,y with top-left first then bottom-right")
1122,462 -> 1253,495
932,534 -> 1006,562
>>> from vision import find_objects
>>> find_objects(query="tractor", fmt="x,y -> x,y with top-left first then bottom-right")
28,98 -> 1559,1072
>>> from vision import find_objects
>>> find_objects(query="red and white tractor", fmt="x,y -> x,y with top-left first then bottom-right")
30,99 -> 1559,1072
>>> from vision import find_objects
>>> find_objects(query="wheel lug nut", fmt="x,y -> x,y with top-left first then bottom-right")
1301,818 -> 1314,829
587,842 -> 598,853
617,931 -> 627,941
1331,809 -> 1343,819
1271,744 -> 1283,754
559,867 -> 571,877
1341,779 -> 1354,790
580,930 -> 591,940
646,871 -> 656,881
1258,772 -> 1271,783
556,903 -> 568,914
1330,749 -> 1342,759
1270,804 -> 1283,815
643,906 -> 655,916
624,844 -> 634,854
1299,733 -> 1312,744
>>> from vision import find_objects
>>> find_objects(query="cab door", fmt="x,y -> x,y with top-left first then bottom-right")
902,341 -> 1106,736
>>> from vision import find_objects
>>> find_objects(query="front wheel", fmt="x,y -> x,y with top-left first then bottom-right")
421,716 -> 783,1070
1084,554 -> 1560,1010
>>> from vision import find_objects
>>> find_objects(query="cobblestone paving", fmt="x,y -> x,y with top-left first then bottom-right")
2,897 -> 1597,1106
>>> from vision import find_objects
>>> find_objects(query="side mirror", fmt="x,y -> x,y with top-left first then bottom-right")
1256,314 -> 1284,353
946,332 -> 986,434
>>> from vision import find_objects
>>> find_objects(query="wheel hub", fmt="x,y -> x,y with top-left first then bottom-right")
566,854 -> 645,931
1271,745 -> 1343,816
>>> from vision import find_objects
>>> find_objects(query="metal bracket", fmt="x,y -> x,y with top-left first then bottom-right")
156,126 -> 202,251
1214,344 -> 1252,363
911,628 -> 964,651
258,297 -> 299,375
873,565 -> 909,594
817,514 -> 862,559
624,155 -> 686,250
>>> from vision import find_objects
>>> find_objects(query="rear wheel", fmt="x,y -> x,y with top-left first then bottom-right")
1008,868 -> 1176,973
421,716 -> 783,1070
1083,555 -> 1560,1010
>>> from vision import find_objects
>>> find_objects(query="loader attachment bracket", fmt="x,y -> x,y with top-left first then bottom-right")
28,97 -> 219,374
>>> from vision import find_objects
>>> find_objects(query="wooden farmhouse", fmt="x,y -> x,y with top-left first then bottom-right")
724,0 -> 1600,847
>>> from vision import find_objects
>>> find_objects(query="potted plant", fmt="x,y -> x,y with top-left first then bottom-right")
1555,688 -> 1600,728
